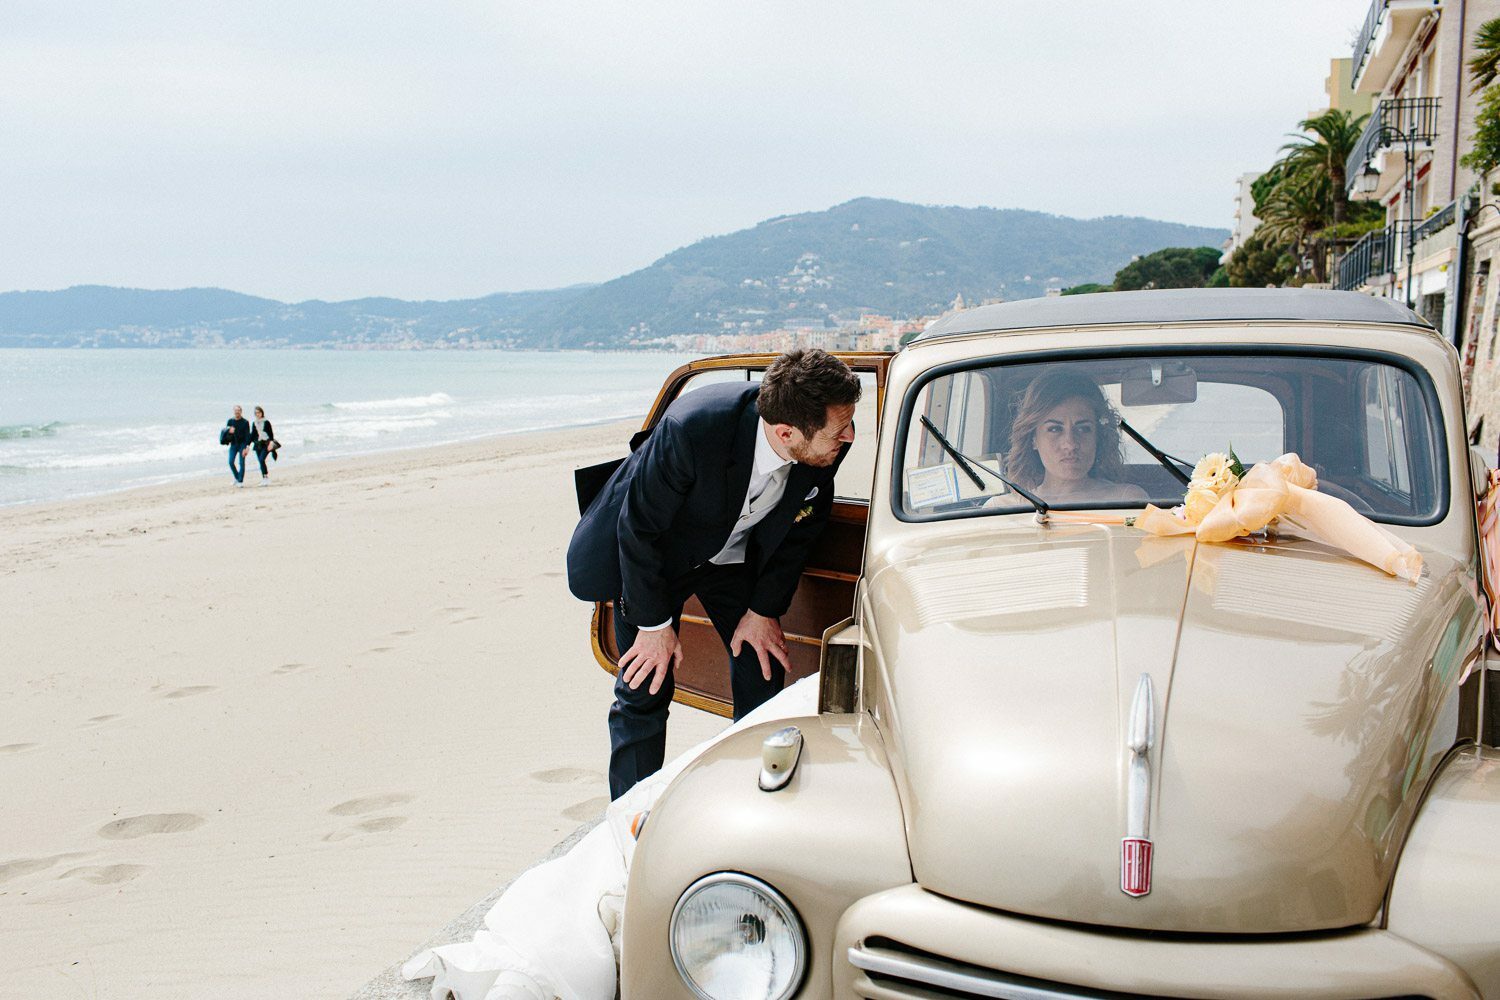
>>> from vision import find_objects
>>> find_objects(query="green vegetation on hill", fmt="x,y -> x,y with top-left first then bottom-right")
1113,246 -> 1224,291
1063,246 -> 1225,296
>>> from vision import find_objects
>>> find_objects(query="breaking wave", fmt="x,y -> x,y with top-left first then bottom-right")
0,421 -> 64,440
326,393 -> 455,411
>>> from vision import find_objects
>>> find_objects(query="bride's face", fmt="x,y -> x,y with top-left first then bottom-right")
1034,396 -> 1098,485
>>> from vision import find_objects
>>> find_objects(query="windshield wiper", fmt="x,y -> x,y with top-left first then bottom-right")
1118,418 -> 1192,486
918,416 -> 1051,523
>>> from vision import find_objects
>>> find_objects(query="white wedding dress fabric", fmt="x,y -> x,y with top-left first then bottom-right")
401,675 -> 820,1000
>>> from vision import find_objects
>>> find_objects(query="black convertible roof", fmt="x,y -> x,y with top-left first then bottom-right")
915,288 -> 1429,341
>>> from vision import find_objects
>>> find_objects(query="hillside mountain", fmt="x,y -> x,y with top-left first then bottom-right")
0,284 -> 586,348
0,199 -> 1226,348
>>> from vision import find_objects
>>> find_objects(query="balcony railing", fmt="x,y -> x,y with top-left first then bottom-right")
1352,0 -> 1387,82
1334,223 -> 1410,291
1352,1 -> 1441,91
1411,199 -> 1456,244
1345,97 -> 1442,193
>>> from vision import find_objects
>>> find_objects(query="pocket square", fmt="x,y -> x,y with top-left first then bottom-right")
804,487 -> 819,501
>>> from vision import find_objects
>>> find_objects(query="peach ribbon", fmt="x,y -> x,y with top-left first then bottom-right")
1134,453 -> 1423,583
1479,470 -> 1500,632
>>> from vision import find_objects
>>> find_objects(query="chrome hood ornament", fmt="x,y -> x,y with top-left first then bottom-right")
1122,673 -> 1155,897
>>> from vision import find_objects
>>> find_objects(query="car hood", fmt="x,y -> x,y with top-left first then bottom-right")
865,522 -> 1479,933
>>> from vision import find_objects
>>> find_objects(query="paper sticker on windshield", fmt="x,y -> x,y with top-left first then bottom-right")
907,464 -> 961,508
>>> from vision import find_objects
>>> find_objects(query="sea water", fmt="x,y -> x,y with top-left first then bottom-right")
0,349 -> 690,506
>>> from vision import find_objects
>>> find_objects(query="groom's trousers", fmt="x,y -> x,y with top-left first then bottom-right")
607,562 -> 784,799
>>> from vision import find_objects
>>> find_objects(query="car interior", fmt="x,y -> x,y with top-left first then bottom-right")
899,352 -> 1444,525
591,354 -> 890,716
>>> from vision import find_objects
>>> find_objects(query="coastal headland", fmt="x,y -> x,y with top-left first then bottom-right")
0,424 -> 723,997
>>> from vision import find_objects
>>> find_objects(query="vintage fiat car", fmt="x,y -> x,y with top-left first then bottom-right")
589,288 -> 1500,999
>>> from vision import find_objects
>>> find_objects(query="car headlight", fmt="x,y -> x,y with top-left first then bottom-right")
669,872 -> 808,1000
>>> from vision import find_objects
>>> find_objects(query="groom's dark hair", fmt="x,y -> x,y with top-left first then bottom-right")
759,349 -> 862,438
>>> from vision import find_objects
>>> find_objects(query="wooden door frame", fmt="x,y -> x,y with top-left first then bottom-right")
588,351 -> 892,714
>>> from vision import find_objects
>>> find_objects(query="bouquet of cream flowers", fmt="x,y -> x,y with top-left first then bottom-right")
1182,450 -> 1246,527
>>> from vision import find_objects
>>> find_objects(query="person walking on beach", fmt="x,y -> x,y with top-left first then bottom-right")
224,405 -> 251,486
249,406 -> 278,486
567,349 -> 861,799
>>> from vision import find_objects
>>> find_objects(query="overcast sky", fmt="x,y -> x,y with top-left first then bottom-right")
1,1 -> 1372,302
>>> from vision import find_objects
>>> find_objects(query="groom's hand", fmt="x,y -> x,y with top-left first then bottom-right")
730,610 -> 789,681
619,627 -> 682,695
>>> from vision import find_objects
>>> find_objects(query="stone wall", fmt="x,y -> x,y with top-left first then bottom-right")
1461,211 -> 1500,458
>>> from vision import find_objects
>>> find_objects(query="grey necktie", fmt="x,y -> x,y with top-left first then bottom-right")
712,464 -> 791,565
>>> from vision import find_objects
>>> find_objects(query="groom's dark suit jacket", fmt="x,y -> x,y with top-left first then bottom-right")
567,381 -> 846,628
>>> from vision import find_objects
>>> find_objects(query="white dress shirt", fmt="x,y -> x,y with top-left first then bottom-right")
639,420 -> 794,632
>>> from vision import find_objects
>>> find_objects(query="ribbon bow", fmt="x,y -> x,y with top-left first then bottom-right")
1134,453 -> 1422,583
1479,469 -> 1500,632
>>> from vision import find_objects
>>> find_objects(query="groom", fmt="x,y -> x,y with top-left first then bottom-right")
567,349 -> 861,798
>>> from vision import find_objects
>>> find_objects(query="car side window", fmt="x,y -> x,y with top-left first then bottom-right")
834,372 -> 880,502
1361,366 -> 1413,496
901,371 -> 1003,509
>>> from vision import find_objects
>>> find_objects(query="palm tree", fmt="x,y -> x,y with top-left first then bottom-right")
1233,110 -> 1377,287
1277,109 -> 1369,226
1257,179 -> 1329,281
1469,17 -> 1500,91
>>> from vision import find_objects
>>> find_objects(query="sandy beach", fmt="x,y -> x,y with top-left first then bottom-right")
0,423 -> 724,998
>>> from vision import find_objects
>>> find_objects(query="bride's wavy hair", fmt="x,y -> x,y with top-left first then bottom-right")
1004,369 -> 1127,490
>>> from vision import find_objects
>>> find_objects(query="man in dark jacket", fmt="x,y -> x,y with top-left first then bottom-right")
567,349 -> 861,798
225,405 -> 251,486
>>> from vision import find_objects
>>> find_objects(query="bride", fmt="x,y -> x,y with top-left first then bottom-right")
402,675 -> 819,1000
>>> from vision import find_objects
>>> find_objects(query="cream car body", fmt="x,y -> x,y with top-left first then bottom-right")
618,289 -> 1500,1000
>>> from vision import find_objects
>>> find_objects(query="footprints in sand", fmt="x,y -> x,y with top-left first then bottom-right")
0,853 -> 88,885
530,767 -> 597,785
562,797 -> 609,821
97,812 -> 205,840
161,685 -> 216,699
329,793 -> 412,816
530,768 -> 610,823
323,792 -> 413,841
324,816 -> 408,842
1,814 -> 197,894
59,863 -> 147,885
440,605 -> 483,625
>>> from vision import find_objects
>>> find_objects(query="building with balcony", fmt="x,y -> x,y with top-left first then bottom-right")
1220,172 -> 1263,265
1324,57 -> 1374,119
1337,0 -> 1499,328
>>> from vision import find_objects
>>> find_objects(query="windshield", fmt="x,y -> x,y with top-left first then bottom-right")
897,352 -> 1445,524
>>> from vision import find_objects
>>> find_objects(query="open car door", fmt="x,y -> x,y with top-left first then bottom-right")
587,352 -> 891,716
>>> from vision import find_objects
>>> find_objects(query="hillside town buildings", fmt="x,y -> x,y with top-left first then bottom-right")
640,311 -> 926,354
